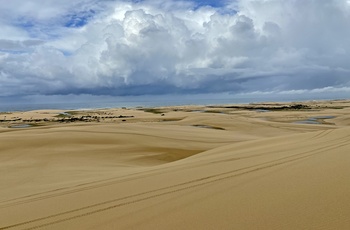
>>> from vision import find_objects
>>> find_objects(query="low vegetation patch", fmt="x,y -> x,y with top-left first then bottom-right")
142,108 -> 165,114
203,110 -> 225,114
193,124 -> 225,130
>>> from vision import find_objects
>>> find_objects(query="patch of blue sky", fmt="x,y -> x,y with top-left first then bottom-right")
64,9 -> 96,28
186,0 -> 237,14
59,50 -> 73,56
192,0 -> 227,8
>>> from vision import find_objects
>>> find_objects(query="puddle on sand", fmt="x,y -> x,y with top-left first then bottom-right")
294,116 -> 335,125
59,112 -> 72,116
255,109 -> 270,113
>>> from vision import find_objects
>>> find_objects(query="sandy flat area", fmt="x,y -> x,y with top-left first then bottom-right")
1,99 -> 350,229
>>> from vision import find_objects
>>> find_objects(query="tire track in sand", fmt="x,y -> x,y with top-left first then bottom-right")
0,128 -> 335,208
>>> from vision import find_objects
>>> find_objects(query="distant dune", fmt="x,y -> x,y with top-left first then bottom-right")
1,100 -> 350,229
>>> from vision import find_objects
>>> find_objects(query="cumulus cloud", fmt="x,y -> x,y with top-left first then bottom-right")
0,0 -> 350,98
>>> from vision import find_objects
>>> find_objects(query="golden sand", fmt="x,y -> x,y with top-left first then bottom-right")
1,100 -> 350,229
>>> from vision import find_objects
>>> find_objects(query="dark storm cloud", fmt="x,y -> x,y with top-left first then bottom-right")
0,0 -> 349,97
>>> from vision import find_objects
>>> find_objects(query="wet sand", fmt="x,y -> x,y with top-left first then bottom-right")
1,99 -> 350,229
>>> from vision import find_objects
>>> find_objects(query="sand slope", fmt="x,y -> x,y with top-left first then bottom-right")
1,100 -> 350,229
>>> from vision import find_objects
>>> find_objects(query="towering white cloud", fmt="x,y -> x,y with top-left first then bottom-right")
0,0 -> 349,97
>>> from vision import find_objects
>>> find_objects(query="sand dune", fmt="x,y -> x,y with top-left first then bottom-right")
1,100 -> 350,229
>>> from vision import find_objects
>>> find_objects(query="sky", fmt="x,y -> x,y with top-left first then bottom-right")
0,0 -> 350,102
